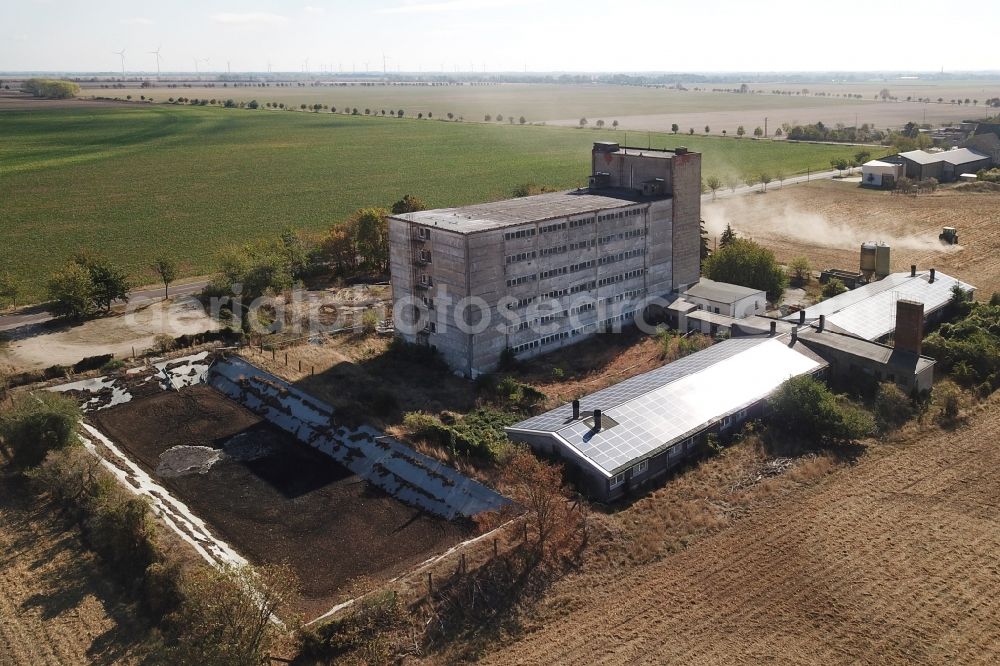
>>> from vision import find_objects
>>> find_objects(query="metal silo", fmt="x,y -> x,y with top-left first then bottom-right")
860,242 -> 877,281
875,242 -> 891,279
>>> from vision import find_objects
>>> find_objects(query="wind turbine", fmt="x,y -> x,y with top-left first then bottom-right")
148,46 -> 162,79
194,57 -> 209,74
114,49 -> 126,77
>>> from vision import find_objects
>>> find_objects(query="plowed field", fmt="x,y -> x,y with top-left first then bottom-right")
704,181 -> 1000,297
489,400 -> 1000,664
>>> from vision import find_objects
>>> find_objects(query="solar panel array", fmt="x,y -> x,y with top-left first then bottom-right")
512,337 -> 767,433
543,339 -> 825,474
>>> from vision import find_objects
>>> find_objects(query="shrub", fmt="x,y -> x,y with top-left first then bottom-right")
86,485 -> 159,580
936,381 -> 961,422
822,278 -> 848,299
152,334 -> 177,354
0,392 -> 81,469
360,309 -> 379,334
402,408 -> 516,462
873,382 -> 914,431
73,354 -> 114,374
767,375 -> 875,447
298,591 -> 406,663
923,303 -> 1000,390
101,359 -> 126,374
703,238 -> 787,301
167,563 -> 297,666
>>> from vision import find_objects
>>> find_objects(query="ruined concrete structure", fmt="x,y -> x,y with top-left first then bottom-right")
388,142 -> 702,376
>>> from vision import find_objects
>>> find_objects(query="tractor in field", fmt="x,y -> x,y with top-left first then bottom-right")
939,227 -> 959,245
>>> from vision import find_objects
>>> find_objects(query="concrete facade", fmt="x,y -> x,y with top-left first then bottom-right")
389,143 -> 702,377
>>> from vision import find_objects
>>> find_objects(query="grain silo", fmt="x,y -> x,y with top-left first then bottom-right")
860,242 -> 890,282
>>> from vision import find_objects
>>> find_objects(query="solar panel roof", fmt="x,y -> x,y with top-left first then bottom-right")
785,270 -> 975,341
509,338 -> 826,475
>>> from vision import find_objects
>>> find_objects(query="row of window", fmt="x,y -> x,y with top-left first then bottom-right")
569,217 -> 595,229
598,208 -> 642,223
506,273 -> 537,287
540,221 -> 568,234
505,250 -> 537,265
609,459 -> 648,489
599,228 -> 646,245
598,268 -> 646,287
416,227 -> 432,240
540,245 -> 567,257
569,239 -> 596,251
598,248 -> 645,266
504,228 -> 536,240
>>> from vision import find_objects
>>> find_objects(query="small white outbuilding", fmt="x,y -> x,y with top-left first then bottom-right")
861,160 -> 904,188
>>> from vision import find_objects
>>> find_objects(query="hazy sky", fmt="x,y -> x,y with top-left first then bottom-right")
1,0 -> 996,74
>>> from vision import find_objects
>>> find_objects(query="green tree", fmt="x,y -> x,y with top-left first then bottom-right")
753,126 -> 763,138
154,256 -> 178,300
719,223 -> 737,248
519,115 -> 526,124
20,78 -> 79,99
390,194 -> 427,215
788,256 -> 812,285
830,158 -> 849,175
595,119 -> 605,128
700,220 -> 711,266
82,257 -> 131,313
704,125 -> 710,134
705,175 -> 722,200
725,175 -> 739,193
671,123 -> 679,134
47,261 -> 96,319
854,150 -> 871,165
759,171 -> 772,192
351,207 -> 390,273
775,169 -> 786,188
768,375 -> 876,445
484,114 -> 492,122
579,117 -> 588,127
0,392 -> 81,469
703,238 -> 787,301
612,120 -> 619,129
736,125 -> 746,138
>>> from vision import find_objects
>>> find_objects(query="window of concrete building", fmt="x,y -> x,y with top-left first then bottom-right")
633,460 -> 648,476
609,472 -> 626,489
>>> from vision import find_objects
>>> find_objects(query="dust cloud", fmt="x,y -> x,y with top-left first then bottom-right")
703,196 -> 958,253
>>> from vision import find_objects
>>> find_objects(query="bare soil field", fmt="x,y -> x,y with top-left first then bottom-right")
0,92 -> 133,110
0,471 -> 151,665
1,297 -> 219,371
90,385 -> 468,618
488,397 -> 1000,665
704,180 -> 1000,296
557,99 -> 983,136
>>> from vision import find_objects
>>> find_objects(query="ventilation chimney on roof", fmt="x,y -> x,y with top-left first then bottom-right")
818,315 -> 826,332
911,264 -> 917,277
770,321 -> 777,336
791,328 -> 798,343
929,268 -> 936,283
799,310 -> 806,325
895,299 -> 925,355
593,409 -> 603,432
572,399 -> 580,420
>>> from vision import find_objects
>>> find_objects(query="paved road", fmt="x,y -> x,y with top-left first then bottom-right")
701,168 -> 842,203
0,280 -> 208,333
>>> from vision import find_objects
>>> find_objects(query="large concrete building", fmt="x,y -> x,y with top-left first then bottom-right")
388,142 -> 702,376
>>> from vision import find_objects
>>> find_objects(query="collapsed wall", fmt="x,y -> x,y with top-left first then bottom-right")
207,356 -> 508,520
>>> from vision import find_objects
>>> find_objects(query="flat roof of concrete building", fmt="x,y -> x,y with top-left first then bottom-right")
392,188 -> 665,234
685,278 -> 766,304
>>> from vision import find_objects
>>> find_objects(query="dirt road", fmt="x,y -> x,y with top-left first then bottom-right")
489,400 -> 1000,664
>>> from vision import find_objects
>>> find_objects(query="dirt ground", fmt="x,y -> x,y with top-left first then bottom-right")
90,385 -> 467,619
703,180 -> 1000,297
486,396 -> 1000,665
0,471 -> 151,665
1,297 -> 219,371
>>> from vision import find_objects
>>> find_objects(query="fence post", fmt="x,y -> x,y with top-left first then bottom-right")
284,352 -> 288,366
298,359 -> 302,372
272,349 -> 276,361
493,538 -> 498,558
523,521 -> 528,543
427,572 -> 433,597
461,553 -> 466,575
311,365 -> 315,376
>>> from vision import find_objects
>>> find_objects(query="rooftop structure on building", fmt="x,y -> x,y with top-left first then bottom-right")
506,336 -> 826,501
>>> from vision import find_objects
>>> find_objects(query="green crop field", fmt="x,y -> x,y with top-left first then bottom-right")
0,104 -> 874,302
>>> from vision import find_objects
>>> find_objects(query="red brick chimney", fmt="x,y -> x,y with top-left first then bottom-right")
894,299 -> 925,355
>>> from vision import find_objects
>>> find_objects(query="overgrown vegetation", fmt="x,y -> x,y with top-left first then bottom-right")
656,327 -> 714,361
923,300 -> 1000,393
20,78 -> 79,99
47,253 -> 131,320
767,375 -> 876,448
0,392 -> 81,468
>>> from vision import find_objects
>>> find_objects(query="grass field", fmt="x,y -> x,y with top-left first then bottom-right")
0,104 -> 869,302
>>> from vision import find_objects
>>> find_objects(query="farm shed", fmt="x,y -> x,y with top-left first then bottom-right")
894,148 -> 991,182
506,337 -> 826,502
861,160 -> 903,188
784,268 -> 975,343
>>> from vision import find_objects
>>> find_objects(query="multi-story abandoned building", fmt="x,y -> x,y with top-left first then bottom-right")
388,142 -> 702,376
